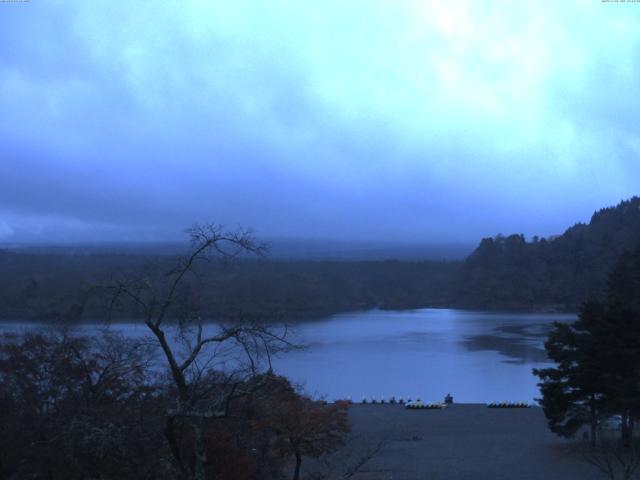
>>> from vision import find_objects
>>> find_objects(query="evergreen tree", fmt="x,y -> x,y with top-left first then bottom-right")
533,301 -> 607,445
534,243 -> 640,445
596,247 -> 640,445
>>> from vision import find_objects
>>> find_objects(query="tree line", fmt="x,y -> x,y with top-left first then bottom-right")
0,251 -> 459,323
455,197 -> 640,310
2,197 -> 639,321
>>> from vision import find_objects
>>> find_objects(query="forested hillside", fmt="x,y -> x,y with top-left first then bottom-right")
454,197 -> 640,310
0,252 -> 459,322
2,197 -> 639,320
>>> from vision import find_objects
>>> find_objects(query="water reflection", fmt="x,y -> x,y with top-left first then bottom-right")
0,309 -> 575,403
460,322 -> 555,364
272,309 -> 575,402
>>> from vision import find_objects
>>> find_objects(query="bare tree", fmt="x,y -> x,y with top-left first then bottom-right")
583,439 -> 640,480
109,224 -> 291,480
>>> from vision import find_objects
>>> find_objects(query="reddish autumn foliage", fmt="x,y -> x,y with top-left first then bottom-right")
0,331 -> 167,479
257,375 -> 351,480
0,335 -> 351,480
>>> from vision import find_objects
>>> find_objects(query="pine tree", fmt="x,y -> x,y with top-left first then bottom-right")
534,301 -> 607,445
534,243 -> 640,445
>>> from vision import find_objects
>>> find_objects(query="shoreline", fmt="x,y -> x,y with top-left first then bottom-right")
314,403 -> 598,480
0,304 -> 578,325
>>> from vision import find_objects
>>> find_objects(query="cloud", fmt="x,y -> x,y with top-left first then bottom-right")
0,221 -> 13,240
0,0 -> 639,243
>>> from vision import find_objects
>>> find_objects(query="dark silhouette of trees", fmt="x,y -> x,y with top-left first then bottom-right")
0,331 -> 165,479
0,225 -> 357,480
0,248 -> 460,322
533,301 -> 607,445
582,438 -> 640,480
594,249 -> 640,446
258,375 -> 350,480
534,242 -> 640,447
0,331 -> 352,480
2,196 -> 640,319
456,197 -> 640,310
108,224 -> 293,480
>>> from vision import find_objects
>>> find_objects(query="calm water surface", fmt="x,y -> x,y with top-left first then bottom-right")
0,308 -> 575,403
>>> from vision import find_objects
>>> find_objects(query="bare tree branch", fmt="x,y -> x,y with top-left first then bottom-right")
105,223 -> 288,480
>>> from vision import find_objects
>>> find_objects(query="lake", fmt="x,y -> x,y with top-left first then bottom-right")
0,308 -> 575,403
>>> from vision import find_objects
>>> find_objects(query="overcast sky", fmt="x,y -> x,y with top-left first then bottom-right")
1,1 -> 639,244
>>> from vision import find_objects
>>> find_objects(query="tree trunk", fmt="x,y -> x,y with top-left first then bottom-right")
292,445 -> 302,480
622,411 -> 632,447
589,400 -> 598,447
146,323 -> 189,402
165,415 -> 187,477
192,420 -> 207,480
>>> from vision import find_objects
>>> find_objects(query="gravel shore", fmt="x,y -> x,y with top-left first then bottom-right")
314,404 -> 602,480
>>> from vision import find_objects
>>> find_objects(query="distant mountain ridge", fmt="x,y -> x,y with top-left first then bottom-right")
453,197 -> 640,311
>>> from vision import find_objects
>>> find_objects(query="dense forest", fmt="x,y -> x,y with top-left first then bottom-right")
0,252 -> 459,322
454,197 -> 640,311
1,197 -> 639,321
